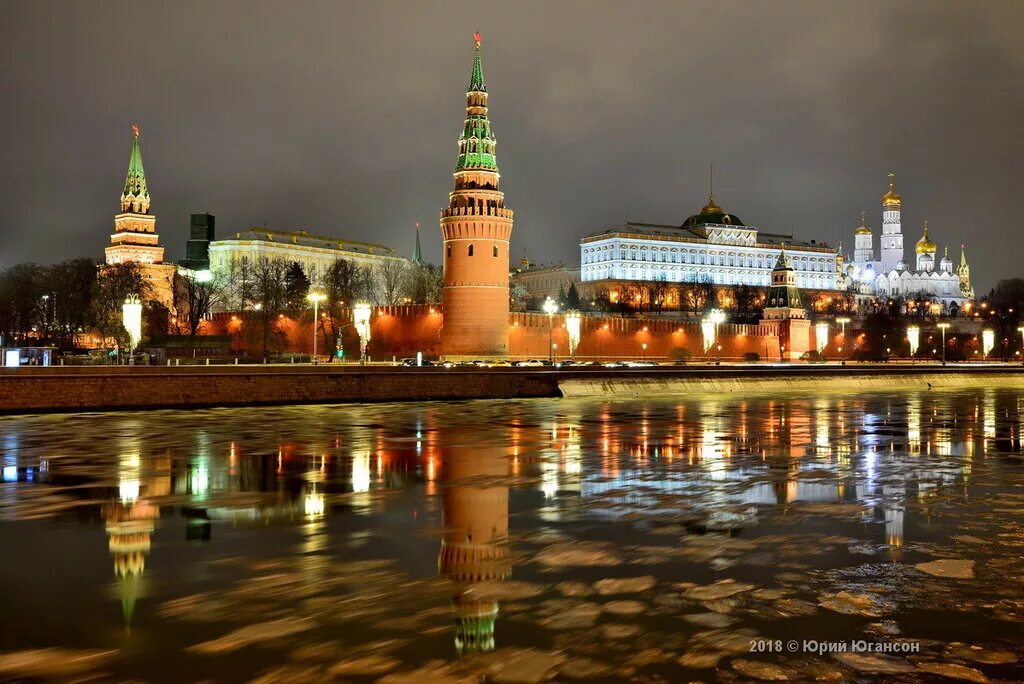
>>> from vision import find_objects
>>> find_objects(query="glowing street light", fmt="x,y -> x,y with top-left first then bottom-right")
565,310 -> 582,357
306,292 -> 327,363
542,297 -> 558,363
936,322 -> 950,365
122,295 -> 142,362
704,309 -> 726,365
641,342 -> 647,361
907,325 -> 920,359
982,328 -> 995,359
815,321 -> 829,355
836,316 -> 850,364
353,302 -> 372,363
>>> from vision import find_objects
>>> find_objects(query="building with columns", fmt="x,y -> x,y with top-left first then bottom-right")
104,126 -> 176,307
579,194 -> 840,293
440,33 -> 515,357
845,173 -> 974,312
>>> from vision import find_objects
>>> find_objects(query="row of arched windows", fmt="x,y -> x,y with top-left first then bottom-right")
446,244 -> 500,258
582,243 -> 835,272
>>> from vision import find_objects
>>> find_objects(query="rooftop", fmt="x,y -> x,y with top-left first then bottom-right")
583,222 -> 834,252
217,228 -> 398,257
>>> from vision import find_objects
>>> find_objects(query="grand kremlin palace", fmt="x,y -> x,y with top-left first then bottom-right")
580,195 -> 839,292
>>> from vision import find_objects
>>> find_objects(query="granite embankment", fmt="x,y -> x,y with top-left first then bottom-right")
1,364 -> 1022,413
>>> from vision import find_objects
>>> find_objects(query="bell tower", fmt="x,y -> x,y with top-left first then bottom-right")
879,172 -> 903,274
440,33 -> 515,357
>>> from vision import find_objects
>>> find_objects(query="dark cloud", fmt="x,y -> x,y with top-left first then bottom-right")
2,1 -> 1022,291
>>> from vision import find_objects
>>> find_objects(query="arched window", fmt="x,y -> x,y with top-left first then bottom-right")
468,244 -> 474,256
492,244 -> 498,257
446,246 -> 452,258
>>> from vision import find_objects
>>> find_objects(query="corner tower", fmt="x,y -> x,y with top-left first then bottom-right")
440,33 -> 514,357
105,126 -> 165,265
879,172 -> 903,274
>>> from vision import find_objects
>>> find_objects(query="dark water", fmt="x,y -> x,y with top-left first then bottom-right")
1,390 -> 1023,682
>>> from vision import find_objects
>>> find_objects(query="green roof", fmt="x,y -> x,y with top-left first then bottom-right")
469,38 -> 486,92
121,126 -> 150,211
454,37 -> 498,173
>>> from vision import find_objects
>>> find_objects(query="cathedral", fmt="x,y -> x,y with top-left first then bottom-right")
842,173 -> 974,313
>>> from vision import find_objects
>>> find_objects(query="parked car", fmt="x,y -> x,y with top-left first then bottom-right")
515,359 -> 545,367
622,360 -> 658,367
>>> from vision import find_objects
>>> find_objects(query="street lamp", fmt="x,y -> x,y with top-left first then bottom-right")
1018,326 -> 1024,366
565,310 -> 582,357
306,292 -> 326,363
543,297 -> 558,363
937,322 -> 950,365
836,316 -> 850,364
353,302 -> 372,364
641,342 -> 647,361
815,321 -> 829,355
982,329 -> 995,359
907,325 -> 920,360
122,295 -> 142,364
704,309 -> 726,365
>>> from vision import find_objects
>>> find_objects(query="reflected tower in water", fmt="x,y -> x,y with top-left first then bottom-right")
437,444 -> 511,653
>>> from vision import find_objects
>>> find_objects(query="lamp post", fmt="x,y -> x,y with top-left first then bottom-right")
122,295 -> 142,365
542,297 -> 558,364
907,325 -> 920,361
937,322 -> 950,365
306,292 -> 326,363
836,316 -> 850,365
642,342 -> 647,361
1018,326 -> 1024,366
982,328 -> 995,360
565,310 -> 581,358
353,302 -> 372,364
705,309 -> 726,365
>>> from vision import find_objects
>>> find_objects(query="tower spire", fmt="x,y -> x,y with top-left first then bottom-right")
121,125 -> 150,214
412,222 -> 424,264
469,31 -> 486,92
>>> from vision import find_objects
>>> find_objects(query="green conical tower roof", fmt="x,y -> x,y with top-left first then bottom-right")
959,244 -> 969,269
412,223 -> 424,264
469,31 -> 486,92
455,33 -> 498,173
121,125 -> 151,214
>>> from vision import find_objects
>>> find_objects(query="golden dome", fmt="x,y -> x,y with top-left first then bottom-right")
882,172 -> 901,207
915,221 -> 936,254
701,194 -> 723,215
855,211 -> 871,235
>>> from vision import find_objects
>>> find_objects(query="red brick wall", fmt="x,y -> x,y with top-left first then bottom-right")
203,307 -> 784,361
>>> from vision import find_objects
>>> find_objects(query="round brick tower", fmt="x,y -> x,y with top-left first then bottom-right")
441,33 -> 514,357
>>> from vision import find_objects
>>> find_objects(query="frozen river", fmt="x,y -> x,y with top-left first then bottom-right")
1,389 -> 1022,681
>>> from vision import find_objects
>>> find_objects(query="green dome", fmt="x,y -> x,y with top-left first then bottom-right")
682,196 -> 744,227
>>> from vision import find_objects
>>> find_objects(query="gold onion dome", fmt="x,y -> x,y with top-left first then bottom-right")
882,172 -> 901,207
701,194 -> 723,214
915,221 -> 937,254
856,210 -> 872,235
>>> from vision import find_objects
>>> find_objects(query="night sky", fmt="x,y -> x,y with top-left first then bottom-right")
2,1 -> 1022,292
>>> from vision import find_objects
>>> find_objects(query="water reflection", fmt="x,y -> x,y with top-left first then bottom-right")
1,389 -> 1024,680
438,442 -> 510,653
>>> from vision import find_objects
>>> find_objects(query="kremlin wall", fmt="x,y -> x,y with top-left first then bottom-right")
83,34 -> 978,369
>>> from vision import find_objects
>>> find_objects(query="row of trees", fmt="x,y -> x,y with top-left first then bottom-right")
0,259 -> 153,349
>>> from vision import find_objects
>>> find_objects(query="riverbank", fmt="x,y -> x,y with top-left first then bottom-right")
2,363 -> 1023,414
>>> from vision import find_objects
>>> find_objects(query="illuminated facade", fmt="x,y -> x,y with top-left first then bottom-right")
208,227 -> 405,283
104,126 -> 176,306
580,194 -> 839,291
440,33 -> 515,356
845,173 -> 974,310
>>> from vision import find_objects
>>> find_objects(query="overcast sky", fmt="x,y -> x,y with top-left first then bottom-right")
2,1 -> 1022,292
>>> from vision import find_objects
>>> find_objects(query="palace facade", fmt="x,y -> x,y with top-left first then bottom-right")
580,194 -> 840,293
208,227 -> 406,283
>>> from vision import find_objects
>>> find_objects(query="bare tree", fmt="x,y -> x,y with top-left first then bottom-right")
91,262 -> 151,352
250,257 -> 289,358
174,270 -> 228,337
373,260 -> 408,305
404,262 -> 443,304
682,275 -> 715,316
320,259 -> 372,357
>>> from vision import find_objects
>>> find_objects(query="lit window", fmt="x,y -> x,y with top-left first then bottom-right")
468,244 -> 474,256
